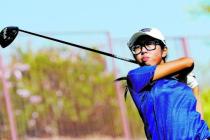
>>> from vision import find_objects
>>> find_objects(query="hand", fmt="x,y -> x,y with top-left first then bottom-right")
186,72 -> 198,88
175,71 -> 198,88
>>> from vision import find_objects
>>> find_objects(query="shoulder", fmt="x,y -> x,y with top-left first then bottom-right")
128,65 -> 157,76
127,65 -> 157,93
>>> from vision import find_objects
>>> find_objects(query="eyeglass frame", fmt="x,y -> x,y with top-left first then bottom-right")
129,40 -> 162,55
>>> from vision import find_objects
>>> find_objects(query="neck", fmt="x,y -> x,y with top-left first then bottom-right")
160,59 -> 165,64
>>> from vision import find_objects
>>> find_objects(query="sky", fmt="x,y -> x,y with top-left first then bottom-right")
1,0 -> 210,86
1,0 -> 210,37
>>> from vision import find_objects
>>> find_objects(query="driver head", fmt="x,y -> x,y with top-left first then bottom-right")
0,26 -> 19,48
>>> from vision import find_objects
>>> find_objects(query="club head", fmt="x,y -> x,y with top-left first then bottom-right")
0,26 -> 19,48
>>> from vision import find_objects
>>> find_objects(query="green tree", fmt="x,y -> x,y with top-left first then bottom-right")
198,0 -> 210,13
189,0 -> 210,16
7,47 -> 123,137
201,88 -> 210,126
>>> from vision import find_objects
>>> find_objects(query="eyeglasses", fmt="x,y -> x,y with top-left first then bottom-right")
130,40 -> 161,55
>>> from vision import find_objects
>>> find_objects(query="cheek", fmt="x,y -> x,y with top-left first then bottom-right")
151,51 -> 162,60
148,49 -> 163,64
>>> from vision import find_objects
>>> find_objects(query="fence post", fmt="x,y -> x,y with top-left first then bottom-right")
180,37 -> 190,57
106,32 -> 131,140
0,55 -> 18,140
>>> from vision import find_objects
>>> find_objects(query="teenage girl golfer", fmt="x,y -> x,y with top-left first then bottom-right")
126,28 -> 210,139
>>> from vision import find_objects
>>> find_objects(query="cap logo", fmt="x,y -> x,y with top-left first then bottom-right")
140,28 -> 151,32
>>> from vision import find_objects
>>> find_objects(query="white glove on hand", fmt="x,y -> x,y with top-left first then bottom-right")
186,72 -> 199,88
176,71 -> 199,88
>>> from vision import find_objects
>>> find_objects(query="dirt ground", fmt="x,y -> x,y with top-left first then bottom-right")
26,136 -> 146,140
27,136 -> 124,140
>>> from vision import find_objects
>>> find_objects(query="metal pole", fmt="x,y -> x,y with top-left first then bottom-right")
0,55 -> 18,140
180,37 -> 190,57
106,32 -> 131,140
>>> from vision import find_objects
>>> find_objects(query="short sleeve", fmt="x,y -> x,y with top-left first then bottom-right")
127,65 -> 157,92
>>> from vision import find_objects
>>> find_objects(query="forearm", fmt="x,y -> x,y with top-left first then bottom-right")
193,86 -> 204,119
153,57 -> 194,81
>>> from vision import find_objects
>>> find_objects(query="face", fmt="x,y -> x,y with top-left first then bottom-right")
131,36 -> 167,66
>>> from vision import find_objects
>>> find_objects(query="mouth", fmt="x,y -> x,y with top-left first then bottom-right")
142,57 -> 149,62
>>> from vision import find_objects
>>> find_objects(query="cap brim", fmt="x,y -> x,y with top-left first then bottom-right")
127,31 -> 150,47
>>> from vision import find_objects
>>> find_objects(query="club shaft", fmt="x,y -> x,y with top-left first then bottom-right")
19,29 -> 137,64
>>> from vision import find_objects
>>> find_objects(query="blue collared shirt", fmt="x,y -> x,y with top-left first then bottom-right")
127,65 -> 210,140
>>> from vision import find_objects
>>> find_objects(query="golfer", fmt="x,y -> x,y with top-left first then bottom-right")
126,28 -> 210,139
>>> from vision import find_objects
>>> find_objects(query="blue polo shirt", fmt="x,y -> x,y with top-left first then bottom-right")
127,65 -> 210,140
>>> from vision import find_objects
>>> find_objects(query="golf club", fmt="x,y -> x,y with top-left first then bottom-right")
0,26 -> 138,64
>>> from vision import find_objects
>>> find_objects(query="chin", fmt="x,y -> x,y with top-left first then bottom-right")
141,62 -> 157,66
139,62 -> 150,66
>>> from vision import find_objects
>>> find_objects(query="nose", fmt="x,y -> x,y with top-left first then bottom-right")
140,46 -> 148,55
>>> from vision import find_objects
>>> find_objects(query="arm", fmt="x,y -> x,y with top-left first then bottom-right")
192,86 -> 204,119
153,57 -> 204,119
153,57 -> 194,81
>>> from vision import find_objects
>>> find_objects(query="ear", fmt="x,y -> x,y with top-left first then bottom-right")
162,47 -> 168,58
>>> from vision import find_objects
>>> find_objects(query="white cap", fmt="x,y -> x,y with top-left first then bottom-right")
127,28 -> 166,48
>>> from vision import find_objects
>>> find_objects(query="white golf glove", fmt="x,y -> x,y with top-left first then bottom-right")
186,72 -> 199,88
176,71 -> 199,88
